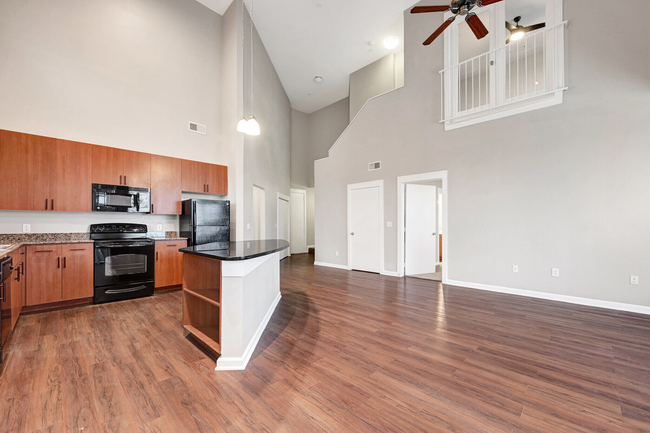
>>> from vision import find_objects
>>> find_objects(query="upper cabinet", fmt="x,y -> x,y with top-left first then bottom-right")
151,155 -> 182,215
0,130 -> 30,210
182,159 -> 227,195
92,146 -> 151,188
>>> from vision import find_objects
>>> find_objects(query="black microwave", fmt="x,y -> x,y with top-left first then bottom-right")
92,184 -> 151,213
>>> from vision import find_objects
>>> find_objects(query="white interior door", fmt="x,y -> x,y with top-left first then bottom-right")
405,184 -> 438,275
349,186 -> 381,273
290,190 -> 306,254
253,185 -> 265,240
277,195 -> 290,260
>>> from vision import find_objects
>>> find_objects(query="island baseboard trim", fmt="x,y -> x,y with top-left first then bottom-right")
215,291 -> 283,371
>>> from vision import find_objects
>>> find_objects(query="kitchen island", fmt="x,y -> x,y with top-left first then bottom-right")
179,239 -> 289,370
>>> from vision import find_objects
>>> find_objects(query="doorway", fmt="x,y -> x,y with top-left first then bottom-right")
397,171 -> 447,282
253,185 -> 265,240
290,189 -> 307,254
277,193 -> 290,260
348,180 -> 384,273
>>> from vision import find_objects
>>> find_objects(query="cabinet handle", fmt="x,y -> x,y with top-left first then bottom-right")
120,174 -> 123,185
124,175 -> 127,185
151,203 -> 154,214
57,257 -> 61,268
35,250 -> 54,253
45,198 -> 48,210
166,244 -> 177,247
51,199 -> 54,210
207,184 -> 209,192
64,257 -> 67,268
15,265 -> 21,283
70,248 -> 86,251
156,251 -> 159,261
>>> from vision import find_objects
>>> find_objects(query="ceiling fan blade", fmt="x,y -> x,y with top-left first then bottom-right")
505,21 -> 516,31
523,22 -> 546,32
411,6 -> 451,13
466,13 -> 489,40
480,0 -> 503,6
423,16 -> 456,45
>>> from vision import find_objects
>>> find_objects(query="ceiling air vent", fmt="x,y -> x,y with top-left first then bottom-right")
188,121 -> 206,135
368,161 -> 381,171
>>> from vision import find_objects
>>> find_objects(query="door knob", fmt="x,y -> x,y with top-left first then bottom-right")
350,232 -> 354,235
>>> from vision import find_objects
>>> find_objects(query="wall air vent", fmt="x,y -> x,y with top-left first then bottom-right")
368,161 -> 381,171
188,121 -> 207,135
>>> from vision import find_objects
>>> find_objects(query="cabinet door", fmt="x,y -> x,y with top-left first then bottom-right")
26,245 -> 62,306
207,164 -> 228,195
61,244 -> 94,301
123,150 -> 151,188
181,159 -> 208,193
155,240 -> 187,288
0,130 -> 30,210
151,155 -> 182,215
92,146 -> 124,185
28,135 -> 55,211
53,139 -> 93,212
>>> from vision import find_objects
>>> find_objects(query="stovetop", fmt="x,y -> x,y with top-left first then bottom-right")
90,223 -> 148,240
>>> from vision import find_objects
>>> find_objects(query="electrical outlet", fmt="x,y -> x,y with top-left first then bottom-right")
156,224 -> 162,231
335,251 -> 339,256
512,265 -> 518,273
22,224 -> 31,233
552,268 -> 560,277
630,275 -> 639,285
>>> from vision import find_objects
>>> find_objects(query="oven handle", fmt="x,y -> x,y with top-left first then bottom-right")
105,285 -> 147,294
95,242 -> 153,248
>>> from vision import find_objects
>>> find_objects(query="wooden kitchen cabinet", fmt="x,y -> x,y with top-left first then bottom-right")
0,130 -> 31,210
61,244 -> 94,300
10,247 -> 25,328
26,245 -> 62,306
155,240 -> 187,288
182,159 -> 227,195
26,243 -> 93,306
92,146 -> 151,187
151,155 -> 182,215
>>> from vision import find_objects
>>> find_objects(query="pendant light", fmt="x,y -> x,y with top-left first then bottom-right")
236,0 -> 261,136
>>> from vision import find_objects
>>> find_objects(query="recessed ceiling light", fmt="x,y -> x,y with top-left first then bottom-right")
314,76 -> 323,83
383,36 -> 399,50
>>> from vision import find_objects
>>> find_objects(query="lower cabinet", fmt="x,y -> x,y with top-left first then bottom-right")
155,240 -> 187,288
10,247 -> 26,327
26,243 -> 93,306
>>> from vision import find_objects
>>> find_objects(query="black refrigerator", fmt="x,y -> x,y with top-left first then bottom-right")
180,199 -> 230,246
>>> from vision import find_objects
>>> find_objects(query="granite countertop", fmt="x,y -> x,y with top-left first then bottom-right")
147,231 -> 188,241
180,239 -> 289,261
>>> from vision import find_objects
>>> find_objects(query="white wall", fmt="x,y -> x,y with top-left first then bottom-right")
349,52 -> 404,122
315,0 -> 650,308
0,0 -> 227,234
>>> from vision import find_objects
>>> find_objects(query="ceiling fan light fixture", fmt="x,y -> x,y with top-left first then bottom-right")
383,36 -> 399,49
510,30 -> 525,41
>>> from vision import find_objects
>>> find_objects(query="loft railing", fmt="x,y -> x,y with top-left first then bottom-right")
440,21 -> 568,124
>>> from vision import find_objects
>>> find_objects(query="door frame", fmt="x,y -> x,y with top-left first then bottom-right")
289,188 -> 307,254
347,180 -> 384,273
277,192 -> 290,257
397,171 -> 448,281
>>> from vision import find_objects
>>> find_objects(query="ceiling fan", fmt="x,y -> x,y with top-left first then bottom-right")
506,16 -> 545,44
411,0 -> 503,46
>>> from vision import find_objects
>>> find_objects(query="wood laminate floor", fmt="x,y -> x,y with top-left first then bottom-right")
1,254 -> 650,432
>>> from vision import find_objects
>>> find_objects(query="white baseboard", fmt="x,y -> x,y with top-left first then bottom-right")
307,245 -> 315,249
445,278 -> 650,316
314,261 -> 351,271
215,291 -> 282,371
381,270 -> 400,277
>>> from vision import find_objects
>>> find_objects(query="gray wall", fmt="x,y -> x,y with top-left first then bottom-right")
291,98 -> 349,246
242,5 -> 291,241
349,53 -> 404,121
0,0 -> 225,234
315,0 -> 650,307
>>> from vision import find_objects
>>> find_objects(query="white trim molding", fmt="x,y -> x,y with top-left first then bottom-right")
445,279 -> 650,316
277,192 -> 291,258
314,261 -> 351,271
289,188 -> 308,254
215,292 -> 282,370
347,180 -> 385,274
397,171 -> 448,281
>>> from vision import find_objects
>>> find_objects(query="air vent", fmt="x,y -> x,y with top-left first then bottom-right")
368,161 -> 381,171
188,121 -> 207,135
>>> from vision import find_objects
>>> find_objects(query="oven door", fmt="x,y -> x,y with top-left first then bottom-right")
94,240 -> 155,287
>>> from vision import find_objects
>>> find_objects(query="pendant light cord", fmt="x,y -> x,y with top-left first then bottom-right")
250,0 -> 254,118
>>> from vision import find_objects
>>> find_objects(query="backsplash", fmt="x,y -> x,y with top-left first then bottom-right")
0,232 -> 90,243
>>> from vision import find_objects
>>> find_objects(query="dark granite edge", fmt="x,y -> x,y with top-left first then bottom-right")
179,244 -> 289,261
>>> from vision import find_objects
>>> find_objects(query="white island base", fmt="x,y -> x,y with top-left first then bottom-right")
181,244 -> 286,371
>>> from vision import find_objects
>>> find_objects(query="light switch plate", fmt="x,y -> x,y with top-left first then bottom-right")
552,268 -> 560,277
512,265 -> 518,273
23,224 -> 31,233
